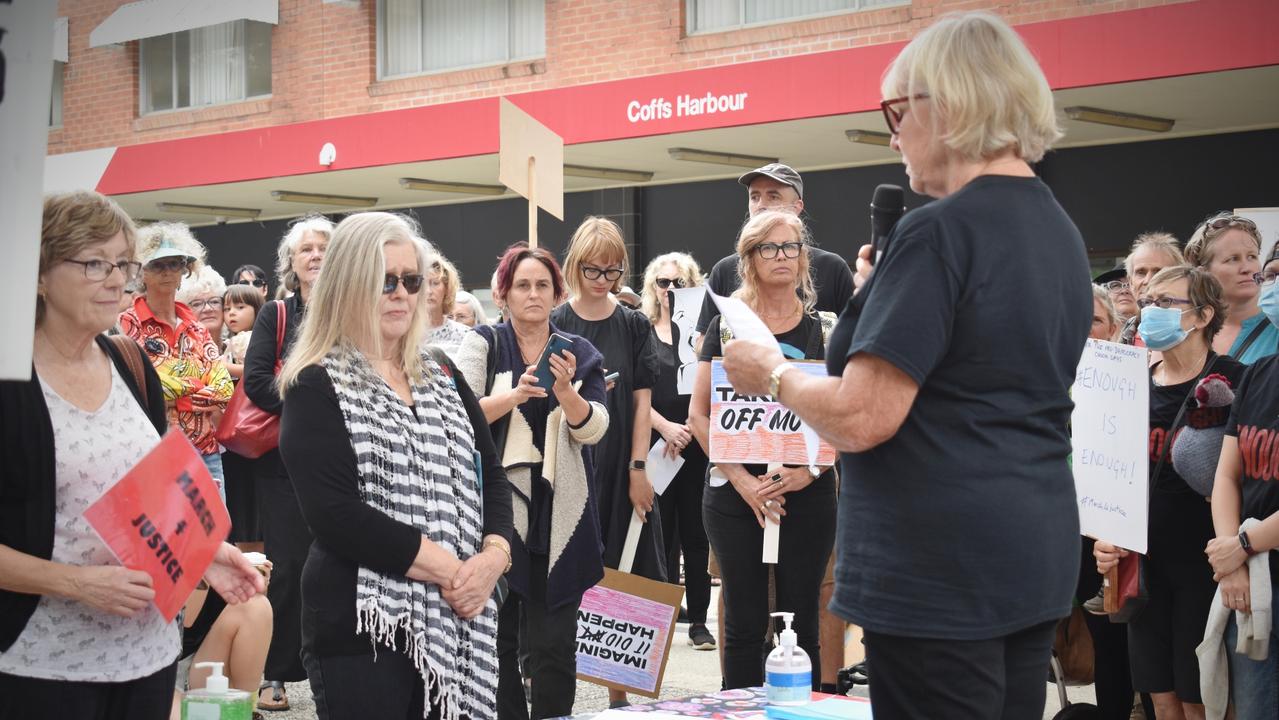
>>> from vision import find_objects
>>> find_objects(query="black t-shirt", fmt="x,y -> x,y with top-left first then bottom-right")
826,175 -> 1092,641
694,245 -> 853,334
1226,354 -> 1279,575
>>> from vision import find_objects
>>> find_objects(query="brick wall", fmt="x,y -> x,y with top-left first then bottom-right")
49,0 -> 1188,154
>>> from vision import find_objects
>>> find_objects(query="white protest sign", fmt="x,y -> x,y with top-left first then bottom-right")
1071,339 -> 1150,554
669,286 -> 705,394
0,2 -> 57,380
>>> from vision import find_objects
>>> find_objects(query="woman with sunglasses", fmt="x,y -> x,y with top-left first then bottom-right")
232,264 -> 269,300
689,210 -> 837,691
1094,266 -> 1245,720
639,252 -> 716,650
454,243 -> 607,720
277,213 -> 511,720
1184,213 -> 1277,365
118,223 -> 233,499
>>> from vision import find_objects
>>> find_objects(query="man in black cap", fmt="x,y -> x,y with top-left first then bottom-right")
694,163 -> 855,334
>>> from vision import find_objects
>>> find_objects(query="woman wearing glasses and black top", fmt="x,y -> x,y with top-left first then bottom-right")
689,211 -> 837,691
640,252 -> 715,650
1095,266 -> 1245,720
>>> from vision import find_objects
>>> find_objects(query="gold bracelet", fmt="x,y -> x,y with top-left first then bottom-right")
483,539 -> 512,574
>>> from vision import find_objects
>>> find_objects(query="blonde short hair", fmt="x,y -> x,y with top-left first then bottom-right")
640,252 -> 703,323
563,216 -> 629,298
137,221 -> 207,275
278,212 -> 434,397
1183,213 -> 1263,268
430,253 -> 461,317
39,191 -> 137,326
275,214 -> 335,293
1125,232 -> 1184,275
177,265 -> 228,305
734,211 -> 815,314
881,11 -> 1061,163
1090,285 -> 1121,341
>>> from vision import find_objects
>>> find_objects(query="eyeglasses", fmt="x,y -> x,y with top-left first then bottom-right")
147,257 -> 191,275
383,273 -> 424,295
754,242 -> 803,260
1203,214 -> 1258,234
187,298 -> 223,312
655,277 -> 686,290
1100,280 -> 1130,292
1137,297 -> 1196,309
880,93 -> 930,135
1254,271 -> 1279,287
582,265 -> 624,281
62,258 -> 142,283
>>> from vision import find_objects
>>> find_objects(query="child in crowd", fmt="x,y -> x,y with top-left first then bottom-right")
222,284 -> 264,380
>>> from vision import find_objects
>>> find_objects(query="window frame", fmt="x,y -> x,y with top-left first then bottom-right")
375,0 -> 546,81
684,0 -> 908,36
138,19 -> 272,116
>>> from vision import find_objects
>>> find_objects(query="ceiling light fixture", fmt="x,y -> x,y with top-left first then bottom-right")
271,190 -> 377,207
399,178 -> 507,195
845,129 -> 893,147
563,164 -> 655,183
667,147 -> 777,169
1063,106 -> 1175,133
155,202 -> 261,219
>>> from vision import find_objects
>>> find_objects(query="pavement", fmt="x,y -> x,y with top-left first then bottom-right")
262,584 -> 1098,719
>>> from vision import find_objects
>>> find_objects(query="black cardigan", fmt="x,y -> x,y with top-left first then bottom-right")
243,295 -> 305,417
0,335 -> 166,652
279,357 -> 513,657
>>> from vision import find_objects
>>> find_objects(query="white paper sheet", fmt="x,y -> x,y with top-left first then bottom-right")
647,439 -> 686,497
708,291 -> 782,351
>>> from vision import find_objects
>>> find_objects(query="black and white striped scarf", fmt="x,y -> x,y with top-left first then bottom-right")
323,345 -> 498,720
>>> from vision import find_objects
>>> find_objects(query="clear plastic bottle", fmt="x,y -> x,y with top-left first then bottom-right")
764,611 -> 811,706
182,661 -> 253,720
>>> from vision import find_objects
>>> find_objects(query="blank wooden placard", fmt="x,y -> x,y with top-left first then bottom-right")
499,98 -> 564,247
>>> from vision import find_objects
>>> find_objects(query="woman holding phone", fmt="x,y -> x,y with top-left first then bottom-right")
455,243 -> 609,720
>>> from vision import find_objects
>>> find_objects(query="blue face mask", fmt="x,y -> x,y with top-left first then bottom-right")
1260,283 -> 1279,329
1139,305 -> 1192,351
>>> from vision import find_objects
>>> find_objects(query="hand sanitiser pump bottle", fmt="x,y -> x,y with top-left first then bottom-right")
765,611 -> 811,705
182,662 -> 253,720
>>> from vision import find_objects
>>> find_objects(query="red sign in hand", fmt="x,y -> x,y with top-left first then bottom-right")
84,429 -> 230,621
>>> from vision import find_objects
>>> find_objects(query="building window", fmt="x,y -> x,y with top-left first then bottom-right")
139,20 -> 272,115
687,0 -> 905,34
50,62 -> 65,128
378,0 -> 545,79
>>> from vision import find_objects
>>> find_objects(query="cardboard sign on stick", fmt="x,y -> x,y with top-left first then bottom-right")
709,359 -> 837,466
0,2 -> 57,380
1071,339 -> 1150,554
499,98 -> 563,248
576,568 -> 684,697
85,430 -> 231,621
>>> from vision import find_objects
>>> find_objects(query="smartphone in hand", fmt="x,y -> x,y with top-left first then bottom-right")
533,333 -> 574,388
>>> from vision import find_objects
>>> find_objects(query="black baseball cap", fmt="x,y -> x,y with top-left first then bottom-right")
1093,266 -> 1127,286
737,163 -> 803,199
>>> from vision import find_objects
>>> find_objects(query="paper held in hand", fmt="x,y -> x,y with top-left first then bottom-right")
84,429 -> 232,621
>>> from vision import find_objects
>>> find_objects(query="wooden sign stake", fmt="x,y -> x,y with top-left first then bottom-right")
499,97 -> 563,251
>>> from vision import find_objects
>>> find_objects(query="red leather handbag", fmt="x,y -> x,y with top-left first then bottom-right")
215,302 -> 286,459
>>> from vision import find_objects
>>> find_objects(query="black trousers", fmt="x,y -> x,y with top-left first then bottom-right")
255,449 -> 312,682
223,449 -> 260,543
1077,540 -> 1146,720
703,474 -> 835,689
303,648 -> 436,720
0,663 -> 177,720
658,444 -> 711,624
863,620 -> 1057,720
497,553 -> 582,720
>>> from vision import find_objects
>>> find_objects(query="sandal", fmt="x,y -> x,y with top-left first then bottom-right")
258,681 -> 290,712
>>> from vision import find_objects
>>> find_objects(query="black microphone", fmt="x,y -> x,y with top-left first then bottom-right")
869,184 -> 905,266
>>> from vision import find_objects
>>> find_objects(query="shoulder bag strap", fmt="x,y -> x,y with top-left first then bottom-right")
274,301 -> 287,364
1231,320 -> 1268,360
107,335 -> 149,407
1150,354 -> 1219,483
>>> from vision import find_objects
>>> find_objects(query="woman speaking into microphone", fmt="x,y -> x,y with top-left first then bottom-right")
722,11 -> 1091,718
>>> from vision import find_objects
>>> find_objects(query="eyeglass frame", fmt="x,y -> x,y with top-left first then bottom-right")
1100,280 -> 1131,292
383,273 -> 425,295
1136,296 -> 1197,309
1253,271 -> 1279,288
655,277 -> 687,290
187,298 -> 224,312
881,93 -> 930,135
753,242 -> 803,260
1203,214 -> 1259,233
62,258 -> 143,284
581,265 -> 624,282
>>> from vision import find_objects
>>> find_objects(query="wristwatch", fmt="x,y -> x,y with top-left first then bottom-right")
769,362 -> 797,398
1239,530 -> 1258,557
629,460 -> 647,471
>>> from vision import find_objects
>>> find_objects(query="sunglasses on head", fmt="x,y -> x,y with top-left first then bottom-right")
655,277 -> 686,290
383,273 -> 424,295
